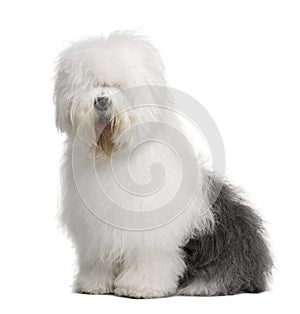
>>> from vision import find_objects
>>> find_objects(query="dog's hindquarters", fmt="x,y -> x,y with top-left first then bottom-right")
178,173 -> 273,296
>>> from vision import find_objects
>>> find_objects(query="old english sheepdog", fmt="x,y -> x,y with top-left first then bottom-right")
54,31 -> 272,298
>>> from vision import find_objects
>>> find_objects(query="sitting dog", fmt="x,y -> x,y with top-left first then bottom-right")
54,31 -> 272,298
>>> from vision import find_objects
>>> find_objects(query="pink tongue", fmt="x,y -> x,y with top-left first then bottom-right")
96,120 -> 110,130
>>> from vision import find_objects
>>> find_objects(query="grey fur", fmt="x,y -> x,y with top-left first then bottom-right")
179,172 -> 273,295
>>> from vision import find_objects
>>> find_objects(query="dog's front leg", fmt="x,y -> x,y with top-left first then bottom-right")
114,247 -> 185,298
74,259 -> 116,295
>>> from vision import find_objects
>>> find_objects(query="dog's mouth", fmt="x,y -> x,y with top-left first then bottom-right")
96,116 -> 112,130
95,114 -> 116,156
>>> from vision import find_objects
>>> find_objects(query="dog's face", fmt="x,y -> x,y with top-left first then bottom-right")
54,32 -> 167,155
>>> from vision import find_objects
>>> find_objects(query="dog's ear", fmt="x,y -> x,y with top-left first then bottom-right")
54,68 -> 73,134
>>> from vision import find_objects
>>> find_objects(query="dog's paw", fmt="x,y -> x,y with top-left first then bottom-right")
74,279 -> 113,295
75,287 -> 110,295
73,285 -> 113,294
114,285 -> 171,299
74,266 -> 115,295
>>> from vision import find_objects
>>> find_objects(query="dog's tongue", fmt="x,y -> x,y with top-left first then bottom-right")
96,118 -> 111,130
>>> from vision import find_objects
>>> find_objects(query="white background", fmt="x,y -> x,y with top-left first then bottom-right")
0,0 -> 299,313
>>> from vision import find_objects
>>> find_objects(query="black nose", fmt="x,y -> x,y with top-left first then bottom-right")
94,96 -> 109,111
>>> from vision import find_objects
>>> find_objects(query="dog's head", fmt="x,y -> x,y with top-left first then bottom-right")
54,32 -> 168,155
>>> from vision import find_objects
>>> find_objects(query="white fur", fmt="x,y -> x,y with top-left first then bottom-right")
55,31 -> 214,298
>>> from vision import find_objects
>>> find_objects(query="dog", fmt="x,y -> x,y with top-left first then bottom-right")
54,31 -> 272,298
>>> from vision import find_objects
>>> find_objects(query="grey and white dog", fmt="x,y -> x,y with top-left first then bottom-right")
54,31 -> 272,298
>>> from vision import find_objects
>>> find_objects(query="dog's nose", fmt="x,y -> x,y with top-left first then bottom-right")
94,96 -> 109,111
